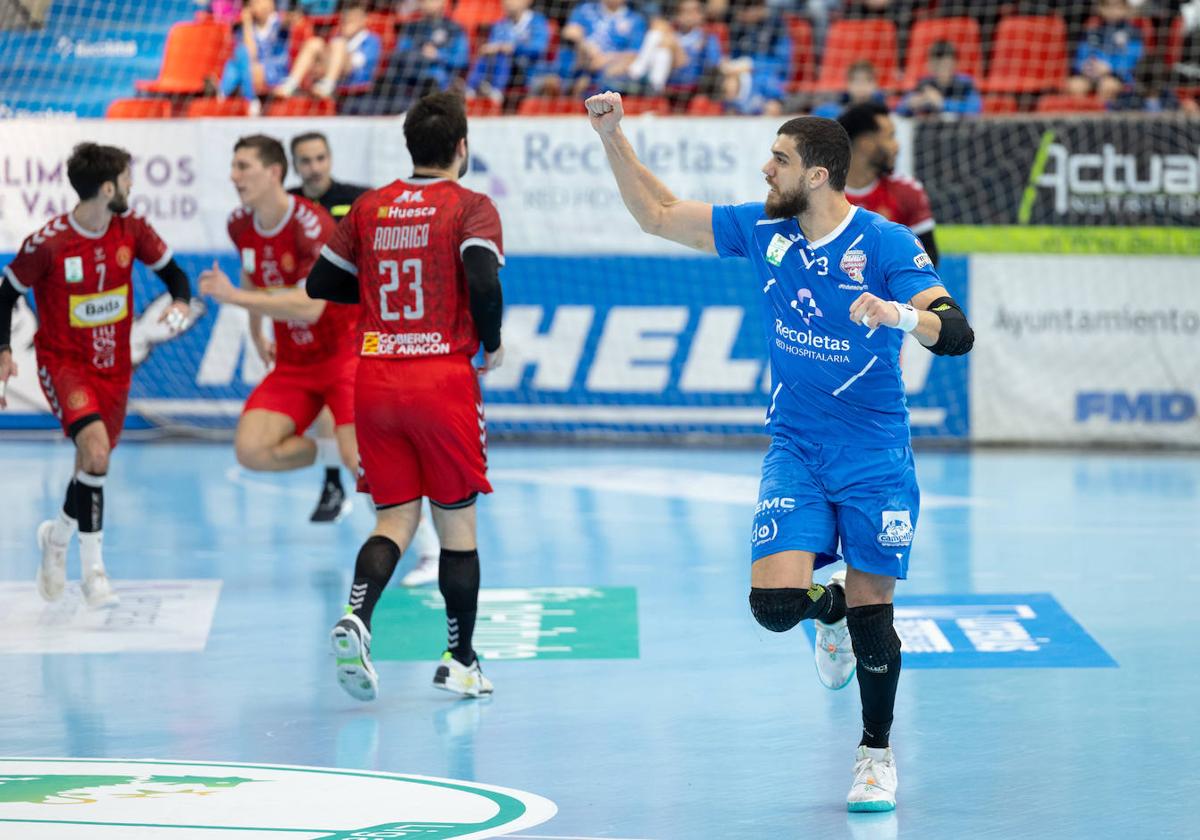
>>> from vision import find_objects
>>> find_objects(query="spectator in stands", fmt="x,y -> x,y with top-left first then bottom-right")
274,1 -> 382,98
623,0 -> 722,94
897,40 -> 981,118
218,0 -> 292,112
718,0 -> 790,114
1066,0 -> 1144,102
556,0 -> 649,97
466,0 -> 552,103
376,0 -> 469,109
811,59 -> 886,118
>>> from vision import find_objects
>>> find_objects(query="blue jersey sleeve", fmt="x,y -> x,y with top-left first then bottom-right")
876,223 -> 941,303
711,203 -> 761,259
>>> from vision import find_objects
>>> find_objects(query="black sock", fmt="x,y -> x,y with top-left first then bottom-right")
847,603 -> 902,749
438,548 -> 480,666
348,535 -> 401,629
73,473 -> 104,533
812,581 -> 846,624
324,466 -> 342,488
62,479 -> 78,520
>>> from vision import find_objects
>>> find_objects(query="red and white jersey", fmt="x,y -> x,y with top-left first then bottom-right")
845,175 -> 935,235
3,210 -> 171,376
321,177 -> 504,360
227,195 -> 356,368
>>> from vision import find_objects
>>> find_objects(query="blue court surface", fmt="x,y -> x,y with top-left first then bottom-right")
1,439 -> 1197,839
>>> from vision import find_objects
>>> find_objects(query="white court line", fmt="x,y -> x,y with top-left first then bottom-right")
509,835 -> 658,840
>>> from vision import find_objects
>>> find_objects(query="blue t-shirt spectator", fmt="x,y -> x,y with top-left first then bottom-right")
393,15 -> 470,90
1074,20 -> 1143,84
468,8 -> 552,93
668,26 -> 723,88
897,73 -> 981,117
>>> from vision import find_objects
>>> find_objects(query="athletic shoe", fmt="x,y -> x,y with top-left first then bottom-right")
310,481 -> 350,523
81,569 -> 120,609
331,610 -> 378,702
400,553 -> 439,587
35,520 -> 67,602
814,569 -> 855,690
847,746 -> 898,812
432,651 -> 493,698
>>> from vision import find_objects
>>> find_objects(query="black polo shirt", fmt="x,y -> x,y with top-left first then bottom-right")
288,180 -> 370,220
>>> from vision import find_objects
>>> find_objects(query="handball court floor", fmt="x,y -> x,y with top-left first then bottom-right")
0,438 -> 1197,839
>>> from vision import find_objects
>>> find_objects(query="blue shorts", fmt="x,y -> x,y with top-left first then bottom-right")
750,438 -> 920,579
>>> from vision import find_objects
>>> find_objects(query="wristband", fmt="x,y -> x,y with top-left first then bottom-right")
892,302 -> 919,333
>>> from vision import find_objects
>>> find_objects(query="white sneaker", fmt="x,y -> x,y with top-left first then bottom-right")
400,554 -> 439,587
432,651 -> 493,698
81,569 -> 120,609
814,569 -> 855,690
847,745 -> 898,812
331,611 -> 378,702
35,520 -> 68,602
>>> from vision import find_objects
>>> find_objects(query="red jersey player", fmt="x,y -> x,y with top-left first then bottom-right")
197,135 -> 360,522
0,143 -> 193,608
306,92 -> 505,702
838,102 -> 940,266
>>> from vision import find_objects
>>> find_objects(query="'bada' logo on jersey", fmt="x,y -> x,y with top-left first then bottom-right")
68,286 -> 129,328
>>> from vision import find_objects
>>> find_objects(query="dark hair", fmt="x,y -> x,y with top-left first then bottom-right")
290,131 -> 330,157
404,91 -> 468,169
928,40 -> 956,61
836,102 -> 890,143
234,134 -> 288,180
776,116 -> 851,192
67,143 -> 131,201
847,59 -> 877,79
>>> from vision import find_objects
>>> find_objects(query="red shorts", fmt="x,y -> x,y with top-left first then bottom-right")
37,356 -> 129,446
354,355 -> 492,508
243,353 -> 357,432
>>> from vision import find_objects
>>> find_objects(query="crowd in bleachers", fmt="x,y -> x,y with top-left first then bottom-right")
109,0 -> 1200,117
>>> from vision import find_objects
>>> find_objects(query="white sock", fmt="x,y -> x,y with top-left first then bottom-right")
412,507 -> 440,561
50,508 -> 76,546
80,531 -> 104,577
317,437 -> 340,470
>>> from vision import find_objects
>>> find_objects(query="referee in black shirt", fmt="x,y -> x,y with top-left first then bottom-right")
288,132 -> 370,220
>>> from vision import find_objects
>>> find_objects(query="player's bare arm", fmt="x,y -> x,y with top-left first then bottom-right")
847,285 -> 974,356
199,262 -> 326,324
246,310 -> 275,367
585,91 -> 716,254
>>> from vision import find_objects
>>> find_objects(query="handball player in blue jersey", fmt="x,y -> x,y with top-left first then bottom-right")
585,91 -> 974,812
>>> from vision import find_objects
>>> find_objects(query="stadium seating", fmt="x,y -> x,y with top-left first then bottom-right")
784,14 -> 816,93
814,19 -> 899,92
105,98 -> 173,119
686,96 -> 724,116
517,97 -> 582,116
135,20 -> 230,95
1035,94 -> 1107,113
466,97 -> 503,117
451,0 -> 504,33
264,97 -> 337,117
982,94 -> 1019,114
902,16 -> 982,90
981,15 -> 1068,94
185,97 -> 250,117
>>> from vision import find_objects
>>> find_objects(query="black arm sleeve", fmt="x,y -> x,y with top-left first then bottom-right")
463,245 -> 503,354
918,229 -> 940,268
927,295 -> 974,356
305,255 -> 360,304
153,258 -> 191,302
0,278 -> 21,350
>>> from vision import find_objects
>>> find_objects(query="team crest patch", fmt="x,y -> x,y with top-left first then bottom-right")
361,332 -> 381,355
878,510 -> 914,547
67,390 -> 88,411
280,252 -> 295,273
63,256 -> 84,283
840,248 -> 867,280
115,246 -> 133,268
765,233 -> 793,266
241,248 -> 256,274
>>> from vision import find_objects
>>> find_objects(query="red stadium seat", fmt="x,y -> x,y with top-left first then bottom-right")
982,94 -> 1019,114
106,98 -> 173,119
136,21 -> 231,95
903,17 -> 982,90
466,97 -> 502,116
185,97 -> 251,117
517,96 -> 582,115
784,14 -> 815,93
982,15 -> 1068,94
1035,93 -> 1107,113
687,96 -> 724,116
264,97 -> 336,117
814,19 -> 898,92
452,0 -> 503,32
620,96 -> 669,115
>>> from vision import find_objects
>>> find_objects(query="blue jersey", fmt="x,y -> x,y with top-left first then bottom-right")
567,2 -> 647,53
712,204 -> 941,447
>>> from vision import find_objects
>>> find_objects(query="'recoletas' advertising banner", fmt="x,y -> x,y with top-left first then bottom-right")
914,115 -> 1200,227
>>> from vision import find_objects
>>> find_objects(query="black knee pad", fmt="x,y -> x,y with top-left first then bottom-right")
749,586 -> 829,632
846,603 -> 901,673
